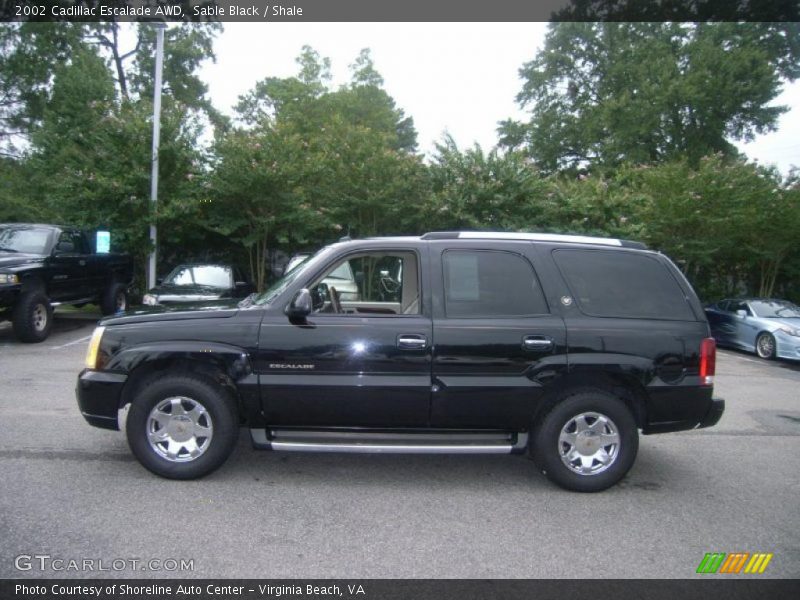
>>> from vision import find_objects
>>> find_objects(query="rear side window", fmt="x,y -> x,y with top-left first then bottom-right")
553,249 -> 694,320
443,250 -> 548,317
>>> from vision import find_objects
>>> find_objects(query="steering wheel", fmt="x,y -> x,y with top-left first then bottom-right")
329,286 -> 342,314
380,276 -> 401,295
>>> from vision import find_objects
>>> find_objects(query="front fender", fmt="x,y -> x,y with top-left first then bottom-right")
105,340 -> 252,380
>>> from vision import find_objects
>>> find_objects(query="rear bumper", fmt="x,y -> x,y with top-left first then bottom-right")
643,388 -> 724,434
696,397 -> 725,429
76,369 -> 127,430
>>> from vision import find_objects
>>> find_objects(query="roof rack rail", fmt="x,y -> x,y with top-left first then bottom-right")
420,231 -> 647,249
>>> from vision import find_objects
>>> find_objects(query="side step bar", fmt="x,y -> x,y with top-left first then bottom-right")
250,429 -> 529,454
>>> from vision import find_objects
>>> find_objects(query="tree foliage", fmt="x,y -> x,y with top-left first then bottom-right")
209,46 -> 425,290
500,22 -> 800,172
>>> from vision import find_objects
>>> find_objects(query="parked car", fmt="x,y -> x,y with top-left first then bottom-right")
142,263 -> 254,306
0,223 -> 133,342
705,298 -> 800,360
77,231 -> 723,492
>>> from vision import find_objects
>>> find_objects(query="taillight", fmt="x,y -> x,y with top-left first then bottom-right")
699,337 -> 716,385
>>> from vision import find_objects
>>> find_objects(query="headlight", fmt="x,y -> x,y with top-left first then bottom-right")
142,294 -> 158,306
778,325 -> 800,337
0,273 -> 19,284
85,326 -> 106,369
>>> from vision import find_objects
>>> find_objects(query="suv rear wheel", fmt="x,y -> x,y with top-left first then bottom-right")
126,374 -> 238,479
532,389 -> 638,492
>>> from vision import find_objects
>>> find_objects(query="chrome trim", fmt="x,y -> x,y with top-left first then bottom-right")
250,429 -> 530,454
271,430 -> 514,442
457,231 -> 624,246
523,337 -> 554,349
270,441 -> 515,454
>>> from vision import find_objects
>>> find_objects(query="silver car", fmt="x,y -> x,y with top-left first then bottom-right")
705,298 -> 800,360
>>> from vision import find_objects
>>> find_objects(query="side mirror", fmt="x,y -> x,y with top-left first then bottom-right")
736,309 -> 747,318
156,277 -> 164,285
286,288 -> 312,319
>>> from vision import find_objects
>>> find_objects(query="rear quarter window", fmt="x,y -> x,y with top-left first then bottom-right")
552,249 -> 695,320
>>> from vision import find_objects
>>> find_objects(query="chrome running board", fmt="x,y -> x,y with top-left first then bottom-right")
250,429 -> 528,454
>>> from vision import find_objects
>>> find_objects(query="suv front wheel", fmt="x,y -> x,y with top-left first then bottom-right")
126,374 -> 238,479
532,390 -> 638,492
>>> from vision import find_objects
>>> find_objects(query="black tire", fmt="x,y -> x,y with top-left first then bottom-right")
755,332 -> 776,360
531,389 -> 638,492
100,282 -> 127,316
12,291 -> 53,343
126,374 -> 238,479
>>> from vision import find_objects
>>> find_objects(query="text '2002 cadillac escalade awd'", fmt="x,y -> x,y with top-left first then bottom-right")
76,231 -> 724,492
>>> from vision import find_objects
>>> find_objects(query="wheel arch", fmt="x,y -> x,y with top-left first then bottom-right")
114,342 -> 253,422
533,371 -> 648,430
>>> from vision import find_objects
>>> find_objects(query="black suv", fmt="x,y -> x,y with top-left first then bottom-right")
77,232 -> 723,492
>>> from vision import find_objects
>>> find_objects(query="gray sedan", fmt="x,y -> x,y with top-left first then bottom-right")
705,298 -> 800,360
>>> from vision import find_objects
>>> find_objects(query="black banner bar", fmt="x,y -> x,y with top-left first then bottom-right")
1,0 -> 799,22
2,579 -> 800,600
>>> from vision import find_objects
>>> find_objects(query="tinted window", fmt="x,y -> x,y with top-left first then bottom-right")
443,250 -> 548,317
57,230 -> 86,253
553,249 -> 695,320
730,301 -> 752,316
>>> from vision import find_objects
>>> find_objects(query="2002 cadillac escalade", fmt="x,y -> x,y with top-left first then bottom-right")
76,231 -> 724,492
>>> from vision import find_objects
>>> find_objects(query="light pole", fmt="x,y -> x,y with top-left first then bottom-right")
147,22 -> 166,290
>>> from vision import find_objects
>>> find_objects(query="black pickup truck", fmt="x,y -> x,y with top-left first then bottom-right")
0,223 -> 133,342
77,231 -> 723,492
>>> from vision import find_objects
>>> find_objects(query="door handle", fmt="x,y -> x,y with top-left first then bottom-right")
522,335 -> 554,351
397,334 -> 427,349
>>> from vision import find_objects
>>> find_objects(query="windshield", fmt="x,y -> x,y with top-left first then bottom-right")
285,254 -> 311,274
0,226 -> 52,254
164,265 -> 233,288
254,247 -> 327,306
750,300 -> 800,319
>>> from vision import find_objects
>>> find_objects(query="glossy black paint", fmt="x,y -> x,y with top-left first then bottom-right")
77,236 -> 721,438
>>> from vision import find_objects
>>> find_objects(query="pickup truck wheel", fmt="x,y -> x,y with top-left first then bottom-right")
531,390 -> 638,492
12,291 -> 53,343
100,283 -> 127,316
126,375 -> 238,479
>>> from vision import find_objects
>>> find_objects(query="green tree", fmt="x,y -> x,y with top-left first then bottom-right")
0,22 -> 85,155
501,22 -> 800,172
211,47 -> 426,288
627,155 -> 797,300
28,47 -> 204,291
427,136 -> 550,231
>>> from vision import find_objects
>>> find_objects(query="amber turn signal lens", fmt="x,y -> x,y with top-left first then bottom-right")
85,326 -> 106,369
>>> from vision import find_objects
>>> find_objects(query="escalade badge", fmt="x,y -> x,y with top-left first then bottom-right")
269,363 -> 315,370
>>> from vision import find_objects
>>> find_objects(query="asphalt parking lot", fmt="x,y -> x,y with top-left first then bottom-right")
1,312 -> 799,579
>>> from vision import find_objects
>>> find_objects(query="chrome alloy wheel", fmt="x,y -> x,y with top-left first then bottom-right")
147,397 -> 214,462
32,303 -> 48,331
756,333 -> 775,359
558,411 -> 621,475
